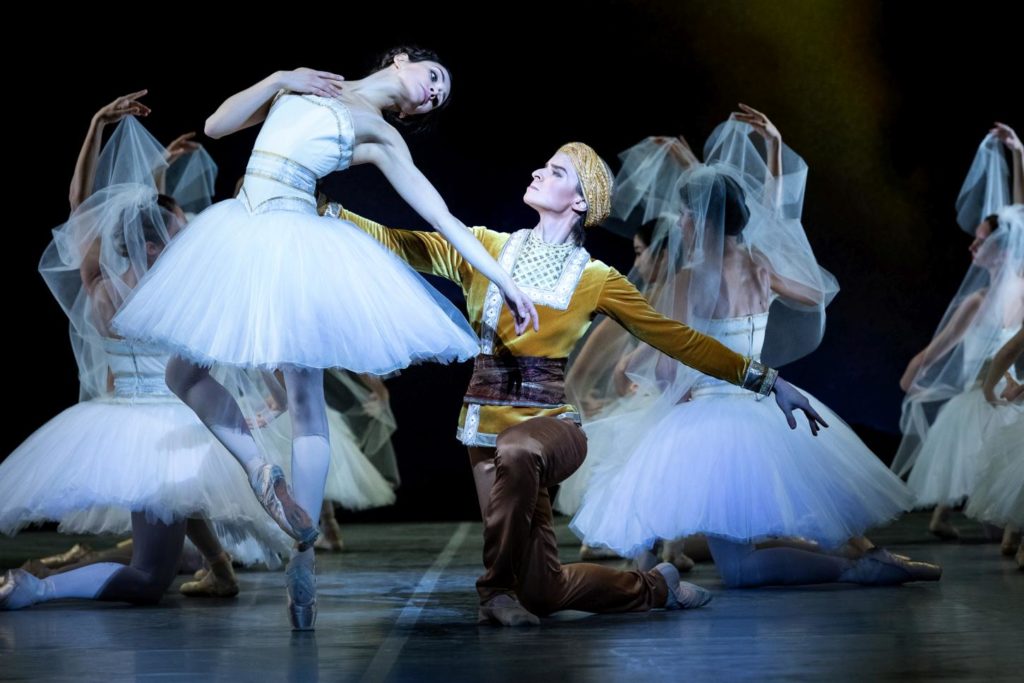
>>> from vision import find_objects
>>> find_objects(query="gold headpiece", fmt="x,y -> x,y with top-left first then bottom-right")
558,142 -> 612,227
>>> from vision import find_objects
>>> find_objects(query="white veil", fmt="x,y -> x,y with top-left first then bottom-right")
560,119 -> 836,515
893,205 -> 1024,475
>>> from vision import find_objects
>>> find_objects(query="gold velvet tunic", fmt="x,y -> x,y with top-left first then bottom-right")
330,206 -> 769,447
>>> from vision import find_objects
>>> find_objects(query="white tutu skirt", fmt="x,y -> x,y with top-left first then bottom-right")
557,391 -> 665,517
554,460 -> 588,516
0,398 -> 291,567
113,199 -> 478,373
965,412 -> 1024,527
907,388 -> 1012,507
571,388 -> 914,557
262,407 -> 396,511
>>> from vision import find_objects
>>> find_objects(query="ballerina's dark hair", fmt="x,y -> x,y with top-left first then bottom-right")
374,45 -> 451,134
679,173 -> 750,238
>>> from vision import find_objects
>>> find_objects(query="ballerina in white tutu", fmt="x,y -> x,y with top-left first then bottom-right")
1,94 -> 294,612
111,47 -> 539,630
571,107 -> 939,588
895,125 -> 1024,540
211,181 -> 401,555
560,219 -> 673,565
897,125 -> 1024,540
966,325 -> 1024,567
329,370 -> 402,491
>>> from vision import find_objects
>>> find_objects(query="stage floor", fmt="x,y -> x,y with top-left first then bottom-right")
2,511 -> 1022,682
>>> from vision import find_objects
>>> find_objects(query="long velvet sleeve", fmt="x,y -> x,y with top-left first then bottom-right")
339,208 -> 481,286
595,268 -> 750,386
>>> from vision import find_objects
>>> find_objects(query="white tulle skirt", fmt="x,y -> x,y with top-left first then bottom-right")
113,199 -> 478,373
907,388 -> 1017,507
965,412 -> 1024,527
553,459 -> 589,516
0,397 -> 291,567
571,387 -> 914,558
261,407 -> 396,511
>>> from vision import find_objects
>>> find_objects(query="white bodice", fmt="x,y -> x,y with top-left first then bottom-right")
691,312 -> 769,398
239,93 -> 356,215
102,338 -> 174,400
965,324 -> 1022,385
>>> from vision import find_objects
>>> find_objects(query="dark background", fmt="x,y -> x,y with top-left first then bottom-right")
8,1 -> 1021,522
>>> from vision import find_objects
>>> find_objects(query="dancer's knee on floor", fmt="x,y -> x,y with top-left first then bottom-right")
97,568 -> 176,605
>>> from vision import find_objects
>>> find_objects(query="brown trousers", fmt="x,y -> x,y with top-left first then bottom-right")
467,417 -> 668,616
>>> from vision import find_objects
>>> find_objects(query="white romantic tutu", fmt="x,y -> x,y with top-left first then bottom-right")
907,387 -> 1016,507
554,460 -> 589,516
113,198 -> 478,373
965,412 -> 1024,527
571,387 -> 914,558
556,389 -> 665,517
0,397 -> 291,567
262,407 -> 396,511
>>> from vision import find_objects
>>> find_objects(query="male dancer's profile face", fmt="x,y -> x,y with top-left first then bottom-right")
523,152 -> 586,215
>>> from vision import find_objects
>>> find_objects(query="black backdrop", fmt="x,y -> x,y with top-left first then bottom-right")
7,1 -> 1021,521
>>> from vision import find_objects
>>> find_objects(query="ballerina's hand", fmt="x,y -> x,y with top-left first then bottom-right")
650,136 -> 695,166
502,283 -> 540,336
279,68 -> 345,98
165,132 -> 200,165
1001,377 -> 1024,403
362,394 -> 387,420
733,103 -> 781,146
991,122 -> 1022,153
95,90 -> 151,124
246,398 -> 284,429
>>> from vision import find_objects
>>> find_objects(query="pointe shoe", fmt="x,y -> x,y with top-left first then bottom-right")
841,549 -> 942,585
38,543 -> 92,568
180,553 -> 239,598
0,569 -> 51,610
653,562 -> 712,609
249,464 -> 318,546
579,544 -> 621,561
286,550 -> 317,631
477,594 -> 540,626
193,566 -> 209,581
928,518 -> 960,541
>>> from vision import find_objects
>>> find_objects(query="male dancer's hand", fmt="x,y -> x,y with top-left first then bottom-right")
772,377 -> 828,436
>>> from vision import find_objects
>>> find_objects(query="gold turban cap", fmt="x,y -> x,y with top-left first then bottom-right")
558,142 -> 613,227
